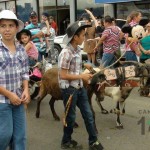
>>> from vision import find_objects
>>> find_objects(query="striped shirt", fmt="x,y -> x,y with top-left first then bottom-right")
58,44 -> 83,89
102,26 -> 120,53
0,40 -> 29,103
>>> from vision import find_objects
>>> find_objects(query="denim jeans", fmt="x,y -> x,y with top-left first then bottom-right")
102,53 -> 116,67
61,86 -> 97,145
125,51 -> 138,62
0,103 -> 26,150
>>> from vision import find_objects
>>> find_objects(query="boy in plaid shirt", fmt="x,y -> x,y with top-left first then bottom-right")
0,10 -> 30,150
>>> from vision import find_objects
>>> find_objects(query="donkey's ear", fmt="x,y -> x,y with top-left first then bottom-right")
139,17 -> 149,26
122,24 -> 132,35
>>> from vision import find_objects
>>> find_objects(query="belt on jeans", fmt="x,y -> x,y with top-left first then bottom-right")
70,85 -> 82,89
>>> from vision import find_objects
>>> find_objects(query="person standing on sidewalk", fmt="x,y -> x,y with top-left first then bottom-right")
58,21 -> 104,150
0,10 -> 30,150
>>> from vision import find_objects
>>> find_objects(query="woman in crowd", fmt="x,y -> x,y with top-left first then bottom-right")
124,11 -> 142,61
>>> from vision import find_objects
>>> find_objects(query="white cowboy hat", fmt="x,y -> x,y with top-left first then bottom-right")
0,10 -> 24,32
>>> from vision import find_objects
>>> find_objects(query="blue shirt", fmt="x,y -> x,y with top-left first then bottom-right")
0,40 -> 29,103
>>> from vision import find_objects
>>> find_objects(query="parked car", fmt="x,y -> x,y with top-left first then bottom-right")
54,34 -> 87,61
54,35 -> 65,61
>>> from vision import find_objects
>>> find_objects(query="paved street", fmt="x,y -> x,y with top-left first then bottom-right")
27,87 -> 150,150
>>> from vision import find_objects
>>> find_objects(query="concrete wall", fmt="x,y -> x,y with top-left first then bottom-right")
104,4 -> 114,17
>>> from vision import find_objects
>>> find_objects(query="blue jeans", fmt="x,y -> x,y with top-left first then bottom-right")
61,86 -> 97,145
0,103 -> 26,150
125,51 -> 138,61
102,53 -> 116,67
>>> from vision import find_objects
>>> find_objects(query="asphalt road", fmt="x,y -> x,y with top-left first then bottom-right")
26,87 -> 150,150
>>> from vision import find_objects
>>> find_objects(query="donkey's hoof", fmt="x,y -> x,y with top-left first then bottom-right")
36,112 -> 40,118
74,122 -> 79,128
116,123 -> 124,129
54,116 -> 60,121
101,109 -> 109,114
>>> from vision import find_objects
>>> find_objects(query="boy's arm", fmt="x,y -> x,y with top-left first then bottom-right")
0,86 -> 22,105
59,68 -> 93,82
20,50 -> 30,104
21,80 -> 30,104
0,86 -> 13,100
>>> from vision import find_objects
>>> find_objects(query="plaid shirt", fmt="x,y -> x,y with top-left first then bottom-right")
0,40 -> 29,103
58,43 -> 83,89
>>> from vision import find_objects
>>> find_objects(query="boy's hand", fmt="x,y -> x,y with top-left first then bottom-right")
21,89 -> 30,104
80,73 -> 93,82
9,92 -> 22,105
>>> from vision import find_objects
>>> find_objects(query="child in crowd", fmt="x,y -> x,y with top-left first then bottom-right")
16,29 -> 38,66
40,12 -> 50,52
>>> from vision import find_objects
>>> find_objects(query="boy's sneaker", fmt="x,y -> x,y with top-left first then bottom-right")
61,140 -> 83,149
89,141 -> 104,150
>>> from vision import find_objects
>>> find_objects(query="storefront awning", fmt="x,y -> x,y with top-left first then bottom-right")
95,0 -> 141,3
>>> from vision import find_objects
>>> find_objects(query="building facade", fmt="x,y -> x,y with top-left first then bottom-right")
0,0 -> 104,35
1,0 -> 149,35
101,0 -> 150,19
0,0 -> 70,35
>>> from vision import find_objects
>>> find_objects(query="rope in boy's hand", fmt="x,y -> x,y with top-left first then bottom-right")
62,94 -> 73,127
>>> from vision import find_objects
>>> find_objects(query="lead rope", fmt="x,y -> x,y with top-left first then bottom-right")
62,90 -> 76,127
99,41 -> 134,72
